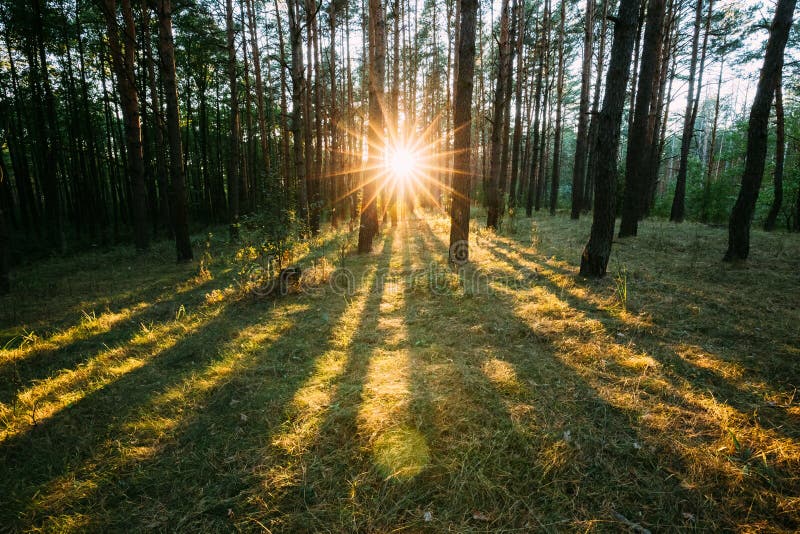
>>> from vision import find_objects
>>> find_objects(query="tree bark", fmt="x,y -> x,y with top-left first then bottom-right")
584,0 -> 610,211
571,0 -> 594,219
670,0 -> 712,222
764,76 -> 784,231
225,0 -> 241,240
101,0 -> 149,252
619,0 -> 666,237
486,0 -> 511,229
701,50 -> 724,223
0,159 -> 9,294
549,0 -> 566,216
580,0 -> 643,277
724,0 -> 795,260
507,0 -> 526,210
157,0 -> 192,261
357,0 -> 385,253
448,0 -> 478,264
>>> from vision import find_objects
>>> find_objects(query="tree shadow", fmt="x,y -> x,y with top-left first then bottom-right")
0,234 -> 344,418
485,237 -> 800,439
236,231 -> 399,531
410,217 -> 798,531
0,293 -> 313,529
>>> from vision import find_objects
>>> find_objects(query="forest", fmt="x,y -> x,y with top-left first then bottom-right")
1,0 -> 799,531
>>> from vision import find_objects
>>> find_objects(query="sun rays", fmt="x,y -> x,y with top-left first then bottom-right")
322,104 -> 473,224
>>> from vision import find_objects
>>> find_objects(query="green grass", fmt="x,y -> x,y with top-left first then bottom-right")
1,212 -> 798,532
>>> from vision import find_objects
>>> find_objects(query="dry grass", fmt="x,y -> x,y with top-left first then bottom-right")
1,212 -> 798,532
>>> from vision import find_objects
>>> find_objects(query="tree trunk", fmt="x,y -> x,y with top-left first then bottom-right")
670,0 -> 712,222
764,76 -> 784,231
357,0 -> 385,253
141,1 -> 172,237
329,0 -> 341,228
101,0 -> 149,252
619,0 -> 666,237
584,0 -> 610,211
701,50 -> 724,223
157,0 -> 192,261
507,0 -> 526,210
724,0 -> 795,260
580,0 -> 643,277
225,0 -> 241,240
0,160 -> 9,294
486,0 -> 511,229
245,0 -> 270,184
448,0 -> 478,264
549,0 -> 566,216
525,29 -> 544,218
571,0 -> 594,219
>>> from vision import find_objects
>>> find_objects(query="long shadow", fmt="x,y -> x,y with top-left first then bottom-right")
0,277 -> 216,406
486,238 -> 800,441
232,232 -> 398,531
492,233 -> 800,390
411,219 -> 798,531
19,298 -> 355,531
0,293 -> 304,529
0,234 -> 344,414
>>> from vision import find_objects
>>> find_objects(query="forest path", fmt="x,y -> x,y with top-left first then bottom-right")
1,212 -> 798,532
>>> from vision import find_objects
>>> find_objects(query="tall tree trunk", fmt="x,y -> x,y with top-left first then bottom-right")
274,0 -> 292,200
571,0 -> 595,219
358,0 -> 385,252
310,3 -> 323,234
580,0 -> 643,277
670,0 -> 711,222
508,0 -> 525,210
724,0 -> 795,260
329,0 -> 341,228
549,0 -> 566,216
101,0 -> 149,251
764,76 -> 784,231
157,0 -> 192,261
525,30 -> 544,218
448,0 -> 478,264
584,0 -> 610,211
0,159 -> 9,294
644,0 -> 676,214
619,0 -> 666,236
701,50 -> 724,223
141,0 -> 172,237
225,0 -> 241,240
486,0 -> 511,229
245,0 -> 270,184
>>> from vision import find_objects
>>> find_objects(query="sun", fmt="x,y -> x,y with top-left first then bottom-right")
386,146 -> 419,182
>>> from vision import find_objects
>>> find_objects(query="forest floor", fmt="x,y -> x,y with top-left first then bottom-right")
1,211 -> 799,532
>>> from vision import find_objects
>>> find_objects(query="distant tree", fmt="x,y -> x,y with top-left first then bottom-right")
448,0 -> 478,264
580,0 -> 643,277
725,0 -> 796,261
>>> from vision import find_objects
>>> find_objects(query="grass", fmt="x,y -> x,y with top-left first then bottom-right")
1,211 -> 798,532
